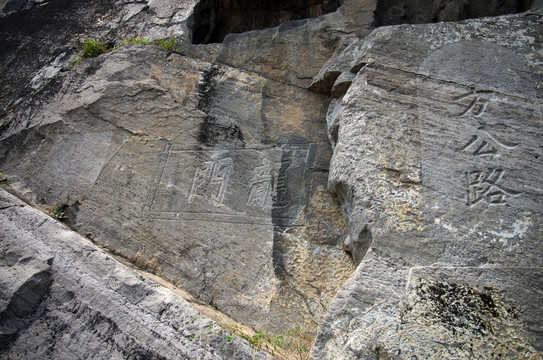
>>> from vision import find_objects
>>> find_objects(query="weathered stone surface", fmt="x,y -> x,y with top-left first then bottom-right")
0,188 -> 270,359
217,0 -> 375,88
190,0 -> 342,44
2,0 -> 543,357
0,238 -> 53,349
0,41 -> 351,336
0,0 -> 362,348
311,10 -> 543,359
0,0 -> 199,121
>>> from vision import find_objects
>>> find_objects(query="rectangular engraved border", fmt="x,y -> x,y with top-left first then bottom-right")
141,143 -> 318,224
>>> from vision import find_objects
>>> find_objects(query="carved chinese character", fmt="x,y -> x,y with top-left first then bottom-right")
273,160 -> 290,207
247,159 -> 273,207
188,158 -> 233,206
466,168 -> 522,206
459,130 -> 518,157
455,90 -> 494,117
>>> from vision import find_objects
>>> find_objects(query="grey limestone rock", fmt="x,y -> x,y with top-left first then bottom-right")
0,42 -> 351,337
311,10 -> 543,360
1,0 -> 543,358
0,0 -> 363,345
0,188 -> 271,359
216,0 -> 375,88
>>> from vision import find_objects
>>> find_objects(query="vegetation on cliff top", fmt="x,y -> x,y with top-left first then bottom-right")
70,37 -> 179,66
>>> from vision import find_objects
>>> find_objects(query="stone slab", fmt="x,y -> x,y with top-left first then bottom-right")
311,10 -> 543,359
0,45 -> 351,336
0,188 -> 270,359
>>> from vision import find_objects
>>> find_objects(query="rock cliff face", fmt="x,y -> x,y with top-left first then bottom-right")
0,0 -> 367,344
0,0 -> 542,359
310,9 -> 543,360
0,188 -> 270,359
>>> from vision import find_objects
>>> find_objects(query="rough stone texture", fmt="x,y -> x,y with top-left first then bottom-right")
190,0 -> 342,44
310,10 -> 543,359
0,0 -> 370,344
0,188 -> 270,359
217,0 -> 376,88
0,0 -> 199,121
2,0 -> 543,358
0,42 -> 352,336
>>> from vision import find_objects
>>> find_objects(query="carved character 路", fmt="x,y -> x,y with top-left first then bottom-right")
466,168 -> 522,206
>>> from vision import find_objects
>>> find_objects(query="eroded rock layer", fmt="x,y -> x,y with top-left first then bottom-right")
0,0 -> 542,358
311,10 -> 543,359
0,188 -> 270,359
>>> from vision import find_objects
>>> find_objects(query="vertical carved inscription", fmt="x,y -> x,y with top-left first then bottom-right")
417,41 -> 541,212
454,93 -> 522,207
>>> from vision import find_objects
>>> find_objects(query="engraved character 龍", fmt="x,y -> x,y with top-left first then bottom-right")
247,159 -> 274,208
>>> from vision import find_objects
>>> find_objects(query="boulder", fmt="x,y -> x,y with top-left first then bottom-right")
0,43 -> 352,336
311,9 -> 543,359
0,188 -> 270,359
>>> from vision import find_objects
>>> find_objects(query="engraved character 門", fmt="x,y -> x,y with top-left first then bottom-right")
188,157 -> 233,206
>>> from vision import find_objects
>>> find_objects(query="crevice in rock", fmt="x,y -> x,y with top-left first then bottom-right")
343,225 -> 373,267
0,268 -> 52,351
190,0 -> 342,44
195,65 -> 246,147
197,115 -> 245,147
373,0 -> 534,27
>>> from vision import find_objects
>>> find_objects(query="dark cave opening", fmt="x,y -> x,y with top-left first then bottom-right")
373,0 -> 535,27
191,0 -> 341,44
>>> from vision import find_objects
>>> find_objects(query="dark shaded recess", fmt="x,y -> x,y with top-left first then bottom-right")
271,142 -> 313,280
191,0 -> 341,44
373,0 -> 535,26
197,115 -> 245,146
271,149 -> 293,281
195,65 -> 245,146
0,0 -> 117,117
59,201 -> 79,227
0,266 -> 52,352
196,65 -> 222,112
343,225 -> 372,266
